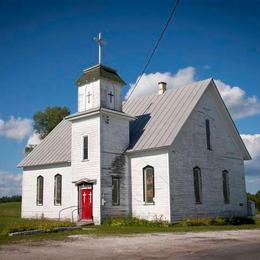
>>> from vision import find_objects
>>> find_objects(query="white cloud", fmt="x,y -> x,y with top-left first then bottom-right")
27,132 -> 41,147
125,67 -> 196,99
215,80 -> 260,119
0,171 -> 22,196
125,67 -> 260,120
241,134 -> 260,174
0,116 -> 33,141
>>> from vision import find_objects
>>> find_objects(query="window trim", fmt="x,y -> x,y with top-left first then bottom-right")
54,174 -> 62,206
36,175 -> 44,206
82,135 -> 89,161
143,165 -> 155,205
205,119 -> 212,150
112,176 -> 120,206
193,167 -> 202,204
222,170 -> 230,204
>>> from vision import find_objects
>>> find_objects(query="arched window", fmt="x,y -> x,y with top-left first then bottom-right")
36,176 -> 44,206
54,174 -> 62,205
222,170 -> 230,204
143,166 -> 154,204
193,167 -> 202,204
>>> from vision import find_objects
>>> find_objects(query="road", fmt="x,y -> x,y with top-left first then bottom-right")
1,229 -> 260,259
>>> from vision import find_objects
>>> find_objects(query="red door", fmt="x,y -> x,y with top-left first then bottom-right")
80,186 -> 93,220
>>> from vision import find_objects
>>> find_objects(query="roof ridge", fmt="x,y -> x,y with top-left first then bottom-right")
124,78 -> 213,105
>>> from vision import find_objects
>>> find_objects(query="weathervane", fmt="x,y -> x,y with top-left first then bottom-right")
94,32 -> 104,64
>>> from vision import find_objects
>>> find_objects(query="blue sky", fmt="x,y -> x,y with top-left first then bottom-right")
0,0 -> 260,195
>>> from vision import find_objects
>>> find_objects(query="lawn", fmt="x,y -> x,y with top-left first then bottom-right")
0,202 -> 21,234
1,202 -> 260,245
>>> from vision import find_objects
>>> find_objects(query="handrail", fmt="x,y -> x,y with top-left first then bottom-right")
58,205 -> 78,220
72,207 -> 81,222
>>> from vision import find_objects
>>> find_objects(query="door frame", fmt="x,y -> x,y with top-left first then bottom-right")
78,184 -> 93,221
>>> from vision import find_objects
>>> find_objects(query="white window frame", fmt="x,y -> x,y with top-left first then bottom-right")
193,167 -> 202,204
222,170 -> 230,204
82,135 -> 89,161
112,177 -> 120,206
143,166 -> 155,204
54,174 -> 62,206
36,175 -> 44,206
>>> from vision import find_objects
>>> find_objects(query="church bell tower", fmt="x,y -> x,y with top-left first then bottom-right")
76,33 -> 126,112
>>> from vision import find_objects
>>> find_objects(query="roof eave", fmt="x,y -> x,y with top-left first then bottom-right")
210,80 -> 252,161
18,160 -> 71,169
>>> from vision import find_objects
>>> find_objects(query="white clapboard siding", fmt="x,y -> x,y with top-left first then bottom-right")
100,113 -> 131,220
129,149 -> 171,221
169,86 -> 248,221
71,114 -> 101,224
22,163 -> 72,220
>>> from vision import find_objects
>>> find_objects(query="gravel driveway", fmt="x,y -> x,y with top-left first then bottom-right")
1,229 -> 260,259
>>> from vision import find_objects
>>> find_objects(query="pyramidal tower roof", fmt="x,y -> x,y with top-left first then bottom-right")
76,64 -> 126,87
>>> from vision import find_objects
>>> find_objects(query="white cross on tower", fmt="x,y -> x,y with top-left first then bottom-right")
94,32 -> 104,64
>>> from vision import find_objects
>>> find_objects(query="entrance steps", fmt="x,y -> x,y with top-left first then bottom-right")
76,220 -> 94,227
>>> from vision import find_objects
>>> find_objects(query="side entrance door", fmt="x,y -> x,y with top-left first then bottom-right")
80,186 -> 93,221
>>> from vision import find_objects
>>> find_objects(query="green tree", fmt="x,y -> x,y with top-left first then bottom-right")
247,191 -> 260,213
25,106 -> 70,154
33,107 -> 70,139
25,145 -> 34,154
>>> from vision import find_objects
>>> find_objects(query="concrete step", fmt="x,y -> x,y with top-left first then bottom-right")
76,220 -> 94,227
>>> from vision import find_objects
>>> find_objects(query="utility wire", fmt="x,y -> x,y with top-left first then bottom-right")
126,0 -> 181,101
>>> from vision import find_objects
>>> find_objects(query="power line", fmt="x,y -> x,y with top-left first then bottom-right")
126,0 -> 181,101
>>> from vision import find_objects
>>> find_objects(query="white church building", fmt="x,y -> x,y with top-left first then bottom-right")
18,55 -> 251,224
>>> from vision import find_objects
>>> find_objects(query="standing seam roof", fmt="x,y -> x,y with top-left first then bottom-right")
18,120 -> 71,167
123,79 -> 211,152
18,78 -> 218,167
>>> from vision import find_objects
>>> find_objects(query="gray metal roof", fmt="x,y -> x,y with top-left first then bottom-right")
124,79 -> 211,152
18,78 -> 250,168
18,120 -> 71,167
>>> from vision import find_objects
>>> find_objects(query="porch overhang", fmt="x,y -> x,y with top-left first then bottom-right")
73,178 -> 97,185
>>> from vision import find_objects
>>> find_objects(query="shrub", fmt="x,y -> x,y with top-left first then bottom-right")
102,216 -> 171,227
2,219 -> 75,235
227,216 -> 255,225
179,216 -> 255,227
179,218 -> 212,227
209,217 -> 226,226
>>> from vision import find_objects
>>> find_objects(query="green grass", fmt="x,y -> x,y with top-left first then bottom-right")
0,202 -> 21,235
1,202 -> 260,245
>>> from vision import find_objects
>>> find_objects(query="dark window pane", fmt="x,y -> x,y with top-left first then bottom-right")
223,171 -> 230,204
112,177 -> 120,205
83,136 -> 88,160
37,176 -> 43,205
54,174 -> 62,205
206,119 -> 211,150
193,168 -> 202,203
143,166 -> 154,203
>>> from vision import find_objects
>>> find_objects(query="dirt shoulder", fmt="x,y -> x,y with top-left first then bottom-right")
1,229 -> 260,260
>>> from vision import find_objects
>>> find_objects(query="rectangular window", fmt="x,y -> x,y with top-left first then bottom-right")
193,167 -> 202,204
83,136 -> 88,160
36,176 -> 43,206
112,177 -> 120,206
206,119 -> 211,150
143,166 -> 154,204
223,171 -> 230,204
